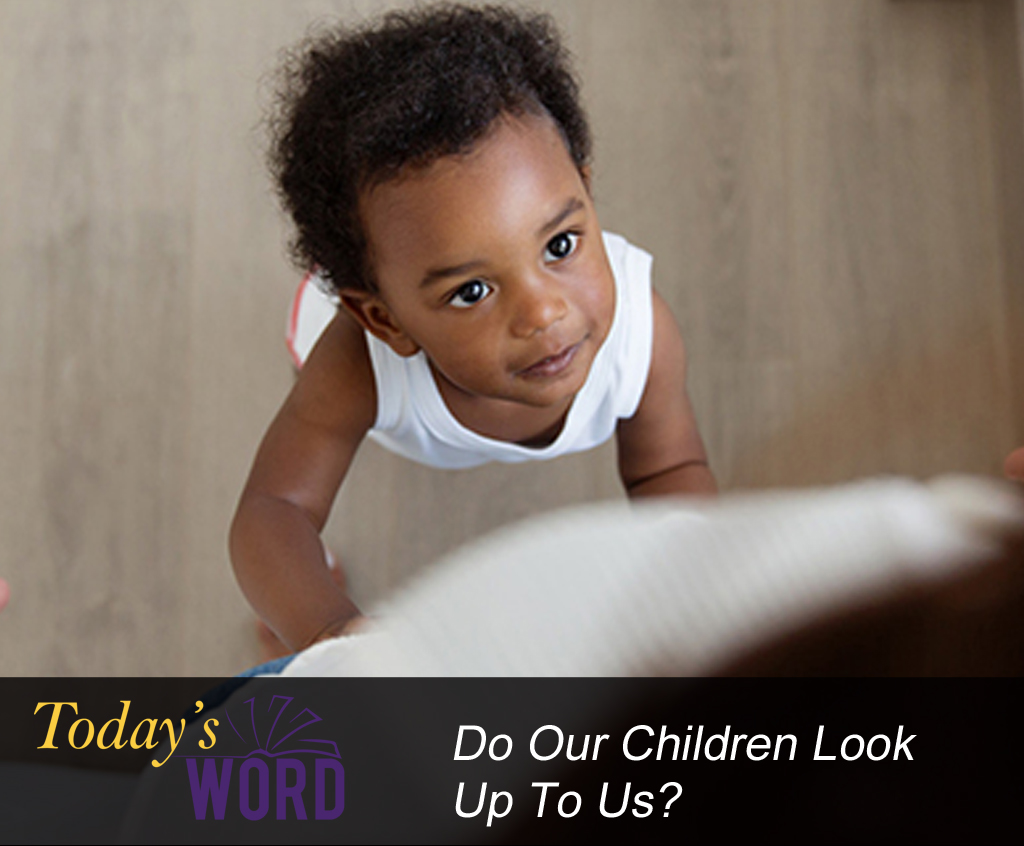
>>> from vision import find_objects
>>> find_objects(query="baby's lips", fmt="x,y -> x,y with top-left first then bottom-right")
516,340 -> 578,375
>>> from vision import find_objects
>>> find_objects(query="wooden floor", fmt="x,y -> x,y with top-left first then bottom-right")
1,0 -> 1021,675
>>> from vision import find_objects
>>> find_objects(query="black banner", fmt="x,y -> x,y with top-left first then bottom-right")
1,678 -> 1020,843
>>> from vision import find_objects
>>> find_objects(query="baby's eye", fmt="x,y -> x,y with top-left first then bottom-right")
448,279 -> 492,308
544,231 -> 580,262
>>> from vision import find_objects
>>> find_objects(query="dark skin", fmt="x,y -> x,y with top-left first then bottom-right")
1007,447 -> 1024,481
230,113 -> 715,652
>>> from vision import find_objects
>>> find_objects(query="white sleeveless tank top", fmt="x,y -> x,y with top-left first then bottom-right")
287,231 -> 654,469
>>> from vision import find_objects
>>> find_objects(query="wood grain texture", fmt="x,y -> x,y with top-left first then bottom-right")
0,0 -> 1020,674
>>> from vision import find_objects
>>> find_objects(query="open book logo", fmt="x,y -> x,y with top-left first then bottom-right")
184,694 -> 344,821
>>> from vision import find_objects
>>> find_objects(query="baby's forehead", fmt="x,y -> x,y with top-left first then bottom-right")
359,115 -> 589,279
364,114 -> 582,219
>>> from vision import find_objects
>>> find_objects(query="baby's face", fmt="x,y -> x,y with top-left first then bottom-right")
354,112 -> 616,412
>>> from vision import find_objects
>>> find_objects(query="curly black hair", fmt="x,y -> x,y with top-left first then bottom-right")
267,3 -> 591,293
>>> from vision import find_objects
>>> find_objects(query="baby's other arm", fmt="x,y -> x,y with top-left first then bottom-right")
616,292 -> 717,498
229,310 -> 375,651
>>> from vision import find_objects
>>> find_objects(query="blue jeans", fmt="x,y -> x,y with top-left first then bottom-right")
236,654 -> 297,677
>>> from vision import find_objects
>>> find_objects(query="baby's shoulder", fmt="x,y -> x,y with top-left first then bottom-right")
602,231 -> 654,279
288,310 -> 376,437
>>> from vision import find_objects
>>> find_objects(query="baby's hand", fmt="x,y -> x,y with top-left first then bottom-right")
306,611 -> 365,647
0,577 -> 9,612
1005,448 -> 1024,482
303,555 -> 363,646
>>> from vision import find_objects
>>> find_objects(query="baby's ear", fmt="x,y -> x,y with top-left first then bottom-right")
338,290 -> 420,357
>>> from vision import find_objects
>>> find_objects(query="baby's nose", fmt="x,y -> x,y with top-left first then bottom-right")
509,277 -> 569,338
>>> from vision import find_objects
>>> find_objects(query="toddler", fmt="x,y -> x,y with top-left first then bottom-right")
231,4 -> 716,653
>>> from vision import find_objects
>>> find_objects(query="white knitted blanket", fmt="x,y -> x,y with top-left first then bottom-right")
282,477 -> 1022,677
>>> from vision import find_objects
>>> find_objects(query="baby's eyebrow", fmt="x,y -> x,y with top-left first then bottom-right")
420,259 -> 488,289
418,196 -> 587,288
537,196 -> 585,238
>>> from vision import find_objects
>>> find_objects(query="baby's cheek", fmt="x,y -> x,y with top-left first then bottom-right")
445,347 -> 494,378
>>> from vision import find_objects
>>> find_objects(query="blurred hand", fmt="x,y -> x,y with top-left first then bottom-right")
1006,448 -> 1024,482
0,578 -> 9,612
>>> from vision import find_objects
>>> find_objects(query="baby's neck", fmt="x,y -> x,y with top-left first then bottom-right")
513,414 -> 569,448
430,363 -> 575,447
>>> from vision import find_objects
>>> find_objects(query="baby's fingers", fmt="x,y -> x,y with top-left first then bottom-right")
1005,447 -> 1024,481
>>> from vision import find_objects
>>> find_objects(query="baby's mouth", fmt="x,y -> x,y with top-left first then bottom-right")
517,341 -> 583,379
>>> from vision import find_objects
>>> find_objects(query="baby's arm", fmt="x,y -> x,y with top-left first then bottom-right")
616,291 -> 717,498
229,311 -> 375,651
